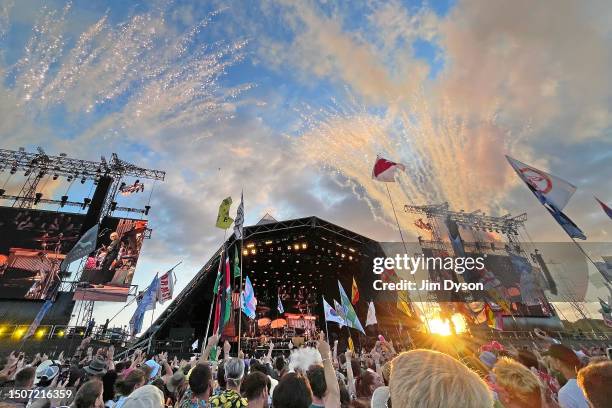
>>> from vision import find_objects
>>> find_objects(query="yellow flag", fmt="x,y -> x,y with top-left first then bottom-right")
348,336 -> 354,352
216,197 -> 234,229
396,291 -> 413,317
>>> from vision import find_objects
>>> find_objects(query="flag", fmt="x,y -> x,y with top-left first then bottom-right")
24,300 -> 53,339
334,299 -> 346,328
233,245 -> 241,278
234,192 -> 244,239
486,304 -> 504,331
212,251 -> 225,334
595,197 -> 612,220
599,298 -> 611,314
602,312 -> 612,328
445,216 -> 465,257
338,281 -> 365,334
220,255 -> 232,329
60,224 -> 99,271
278,294 -> 284,314
506,155 -> 585,240
351,277 -> 359,305
543,204 -> 587,240
366,301 -> 377,326
191,339 -> 199,350
396,293 -> 413,317
241,276 -> 257,319
372,156 -> 405,182
347,336 -> 354,352
215,197 -> 234,229
506,155 -> 576,210
129,275 -> 159,335
213,250 -> 224,295
323,297 -> 345,325
157,268 -> 175,304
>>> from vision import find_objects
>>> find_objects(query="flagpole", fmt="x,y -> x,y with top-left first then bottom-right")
385,183 -> 430,330
238,233 -> 244,355
204,229 -> 228,351
323,296 -> 330,344
571,238 -> 611,283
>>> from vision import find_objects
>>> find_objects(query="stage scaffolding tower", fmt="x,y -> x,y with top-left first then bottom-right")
0,147 -> 166,326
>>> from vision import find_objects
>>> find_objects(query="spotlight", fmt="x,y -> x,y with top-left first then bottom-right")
80,177 -> 86,184
242,249 -> 248,256
82,197 -> 91,209
110,201 -> 117,211
60,195 -> 68,207
52,174 -> 59,180
144,205 -> 151,215
250,249 -> 256,255
35,329 -> 46,339
119,182 -> 126,190
294,244 -> 300,250
0,189 -> 4,196
38,170 -> 45,178
66,176 -> 73,182
57,330 -> 65,337
10,167 -> 17,175
34,192 -> 43,205
301,243 -> 307,249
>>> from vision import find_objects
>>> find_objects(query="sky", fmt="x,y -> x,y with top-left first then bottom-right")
1,0 -> 612,332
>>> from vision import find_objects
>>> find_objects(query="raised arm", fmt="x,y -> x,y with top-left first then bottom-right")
318,333 -> 340,408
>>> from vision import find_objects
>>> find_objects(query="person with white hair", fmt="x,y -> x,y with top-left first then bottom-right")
209,358 -> 247,408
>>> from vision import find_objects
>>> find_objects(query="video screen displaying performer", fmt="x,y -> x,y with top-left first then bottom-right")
0,208 -> 84,300
74,218 -> 148,302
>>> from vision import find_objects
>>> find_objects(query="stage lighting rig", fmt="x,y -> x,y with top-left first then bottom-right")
0,147 -> 165,213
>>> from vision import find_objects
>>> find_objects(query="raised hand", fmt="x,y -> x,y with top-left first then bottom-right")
223,340 -> 231,357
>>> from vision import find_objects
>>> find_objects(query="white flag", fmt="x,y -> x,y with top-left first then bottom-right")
323,297 -> 345,326
506,156 -> 576,210
234,192 -> 244,239
366,301 -> 377,327
60,224 -> 99,272
157,269 -> 175,304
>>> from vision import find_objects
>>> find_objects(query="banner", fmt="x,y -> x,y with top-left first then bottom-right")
366,301 -> 377,326
215,197 -> 234,229
234,192 -> 244,239
338,280 -> 365,334
323,297 -> 345,325
158,269 -> 175,304
60,224 -> 99,272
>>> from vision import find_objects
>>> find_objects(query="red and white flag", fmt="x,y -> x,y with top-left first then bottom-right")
372,156 -> 405,182
158,269 -> 175,304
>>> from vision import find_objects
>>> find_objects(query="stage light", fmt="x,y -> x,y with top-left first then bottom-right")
13,327 -> 25,339
34,192 -> 43,205
144,205 -> 151,215
67,176 -> 73,182
52,174 -> 59,180
0,189 -> 4,196
57,330 -> 65,337
265,240 -> 272,245
110,201 -> 117,211
341,253 -> 345,258
349,256 -> 353,260
60,195 -> 68,207
301,243 -> 307,249
80,177 -> 86,184
10,167 -> 17,174
79,331 -> 84,336
242,249 -> 248,256
294,244 -> 300,250
82,197 -> 91,209
250,249 -> 256,255
35,329 -> 46,339
246,243 -> 255,248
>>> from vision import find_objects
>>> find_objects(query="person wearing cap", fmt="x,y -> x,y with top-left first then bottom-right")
85,356 -> 109,380
544,344 -> 589,408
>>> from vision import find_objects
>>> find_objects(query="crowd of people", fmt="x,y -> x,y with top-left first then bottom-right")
0,332 -> 611,408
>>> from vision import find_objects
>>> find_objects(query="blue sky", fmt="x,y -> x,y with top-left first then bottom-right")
1,0 -> 612,330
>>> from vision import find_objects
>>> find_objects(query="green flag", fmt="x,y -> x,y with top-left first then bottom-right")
216,197 -> 234,229
233,245 -> 241,278
338,280 -> 365,334
213,270 -> 221,294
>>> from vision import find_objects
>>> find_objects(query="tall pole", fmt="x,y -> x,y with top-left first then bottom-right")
323,296 -> 330,344
385,183 -> 430,329
203,229 -> 228,351
238,237 -> 244,354
571,238 -> 610,283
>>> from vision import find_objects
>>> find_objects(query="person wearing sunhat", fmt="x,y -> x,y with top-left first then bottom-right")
84,356 -> 109,380
544,344 -> 589,408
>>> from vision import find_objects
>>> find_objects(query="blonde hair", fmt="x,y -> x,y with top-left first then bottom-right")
493,357 -> 542,407
389,349 -> 493,408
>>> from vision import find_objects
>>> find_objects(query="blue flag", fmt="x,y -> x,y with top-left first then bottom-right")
241,276 -> 257,319
25,300 -> 53,339
278,294 -> 284,314
338,281 -> 365,334
129,275 -> 159,335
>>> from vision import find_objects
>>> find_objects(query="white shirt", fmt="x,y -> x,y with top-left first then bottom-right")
557,379 -> 589,408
